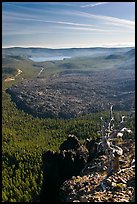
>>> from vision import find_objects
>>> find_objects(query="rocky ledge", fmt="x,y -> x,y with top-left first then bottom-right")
40,135 -> 135,202
59,140 -> 135,202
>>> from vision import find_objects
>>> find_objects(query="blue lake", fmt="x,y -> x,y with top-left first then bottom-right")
29,56 -> 71,62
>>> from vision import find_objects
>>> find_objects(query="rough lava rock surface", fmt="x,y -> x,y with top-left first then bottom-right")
6,69 -> 135,119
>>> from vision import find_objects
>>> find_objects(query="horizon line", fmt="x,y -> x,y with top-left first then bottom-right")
2,45 -> 135,49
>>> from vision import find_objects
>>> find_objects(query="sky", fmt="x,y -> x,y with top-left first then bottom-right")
2,2 -> 135,48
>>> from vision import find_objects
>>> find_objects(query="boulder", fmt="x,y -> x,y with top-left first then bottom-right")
59,134 -> 81,151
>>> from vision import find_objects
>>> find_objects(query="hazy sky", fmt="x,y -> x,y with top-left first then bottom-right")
2,2 -> 135,48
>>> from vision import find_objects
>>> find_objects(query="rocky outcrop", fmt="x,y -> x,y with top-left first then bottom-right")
40,134 -> 135,202
59,140 -> 135,202
40,135 -> 93,202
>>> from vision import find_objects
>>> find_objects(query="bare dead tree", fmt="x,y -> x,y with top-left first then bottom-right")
100,105 -> 132,175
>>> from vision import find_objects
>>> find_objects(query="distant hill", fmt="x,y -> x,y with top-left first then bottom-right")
117,48 -> 135,70
2,47 -> 133,58
125,48 -> 135,57
105,54 -> 124,60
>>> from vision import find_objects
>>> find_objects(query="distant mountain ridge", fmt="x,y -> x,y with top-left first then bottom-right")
2,47 -> 134,58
